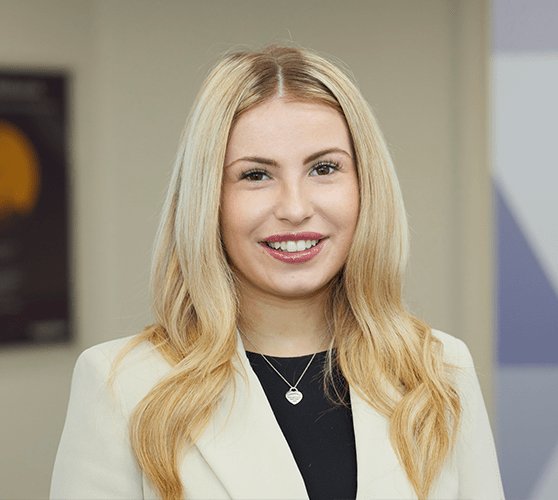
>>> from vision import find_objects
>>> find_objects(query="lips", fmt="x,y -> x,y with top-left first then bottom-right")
261,232 -> 325,254
263,232 -> 324,243
260,233 -> 326,264
264,239 -> 320,252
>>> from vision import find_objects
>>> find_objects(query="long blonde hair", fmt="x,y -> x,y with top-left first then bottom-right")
118,45 -> 461,500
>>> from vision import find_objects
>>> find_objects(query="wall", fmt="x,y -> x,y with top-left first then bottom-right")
0,1 -> 491,497
492,0 -> 558,498
0,1 -> 94,498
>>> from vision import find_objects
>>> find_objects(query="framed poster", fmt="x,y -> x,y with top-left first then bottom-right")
0,71 -> 70,344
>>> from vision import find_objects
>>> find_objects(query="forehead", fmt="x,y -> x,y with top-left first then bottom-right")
225,98 -> 352,161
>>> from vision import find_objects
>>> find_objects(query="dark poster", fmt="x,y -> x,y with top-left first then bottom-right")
0,72 -> 70,344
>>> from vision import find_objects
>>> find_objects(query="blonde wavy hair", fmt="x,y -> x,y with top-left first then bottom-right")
118,45 -> 461,500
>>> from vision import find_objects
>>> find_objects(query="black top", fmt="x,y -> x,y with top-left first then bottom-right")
246,350 -> 357,500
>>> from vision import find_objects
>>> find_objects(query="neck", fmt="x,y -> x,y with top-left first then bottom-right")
237,286 -> 331,357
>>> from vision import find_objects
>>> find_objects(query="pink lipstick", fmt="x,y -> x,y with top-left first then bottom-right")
260,232 -> 326,264
263,232 -> 324,243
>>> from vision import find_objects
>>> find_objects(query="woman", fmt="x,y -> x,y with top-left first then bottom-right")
51,45 -> 505,500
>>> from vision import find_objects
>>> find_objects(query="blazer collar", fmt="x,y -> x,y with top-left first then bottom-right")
193,339 -> 308,499
193,335 -> 416,500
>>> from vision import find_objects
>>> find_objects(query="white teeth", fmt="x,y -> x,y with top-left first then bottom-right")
265,239 -> 321,252
286,241 -> 297,252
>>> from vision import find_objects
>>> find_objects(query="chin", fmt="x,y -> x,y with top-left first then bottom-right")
268,280 -> 332,300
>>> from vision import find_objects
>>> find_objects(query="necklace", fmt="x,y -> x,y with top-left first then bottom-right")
238,328 -> 328,405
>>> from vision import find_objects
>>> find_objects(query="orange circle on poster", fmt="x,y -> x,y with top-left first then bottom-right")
0,120 -> 41,223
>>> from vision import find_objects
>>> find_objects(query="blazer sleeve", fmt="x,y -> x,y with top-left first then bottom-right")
452,338 -> 506,500
50,346 -> 145,499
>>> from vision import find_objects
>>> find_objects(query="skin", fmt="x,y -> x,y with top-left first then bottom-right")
220,97 -> 360,356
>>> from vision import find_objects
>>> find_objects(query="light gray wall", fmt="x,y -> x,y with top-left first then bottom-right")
0,1 -> 490,497
0,2 -> 94,498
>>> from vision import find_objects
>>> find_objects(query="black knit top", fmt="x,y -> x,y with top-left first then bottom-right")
245,350 -> 357,500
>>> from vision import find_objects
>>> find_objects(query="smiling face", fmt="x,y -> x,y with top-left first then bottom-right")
220,98 -> 360,301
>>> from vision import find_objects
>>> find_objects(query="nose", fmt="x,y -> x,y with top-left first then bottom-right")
274,178 -> 313,226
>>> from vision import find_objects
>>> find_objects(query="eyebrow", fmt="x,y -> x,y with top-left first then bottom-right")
225,147 -> 352,169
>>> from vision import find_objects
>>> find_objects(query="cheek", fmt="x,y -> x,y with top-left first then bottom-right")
220,190 -> 266,253
345,178 -> 360,227
333,189 -> 360,250
349,194 -> 360,228
329,186 -> 360,228
220,183 -> 246,227
219,190 -> 238,253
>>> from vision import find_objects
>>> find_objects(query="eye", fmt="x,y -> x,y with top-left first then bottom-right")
310,161 -> 339,176
240,169 -> 270,181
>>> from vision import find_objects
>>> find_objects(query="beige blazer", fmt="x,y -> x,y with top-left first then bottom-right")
50,330 -> 505,500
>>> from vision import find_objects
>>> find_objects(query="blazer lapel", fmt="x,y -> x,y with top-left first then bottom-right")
351,387 -> 417,500
193,337 -> 419,500
194,338 -> 309,500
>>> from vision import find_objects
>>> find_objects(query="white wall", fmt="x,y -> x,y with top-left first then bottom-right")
0,1 -> 490,497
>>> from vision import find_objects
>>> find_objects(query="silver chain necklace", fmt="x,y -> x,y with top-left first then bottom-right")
239,329 -> 328,405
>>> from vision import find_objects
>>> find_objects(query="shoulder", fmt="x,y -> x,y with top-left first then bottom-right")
80,335 -> 151,360
52,336 -> 160,497
72,335 -> 173,411
77,334 -> 172,371
430,330 -> 483,414
429,332 -> 505,497
430,329 -> 474,369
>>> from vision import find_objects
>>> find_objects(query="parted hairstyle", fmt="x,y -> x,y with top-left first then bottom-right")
117,45 -> 461,500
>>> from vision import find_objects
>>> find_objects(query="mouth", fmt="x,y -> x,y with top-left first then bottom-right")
262,238 -> 322,253
260,232 -> 325,253
260,236 -> 326,264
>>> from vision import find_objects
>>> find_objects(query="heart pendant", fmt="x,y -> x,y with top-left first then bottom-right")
285,388 -> 303,405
